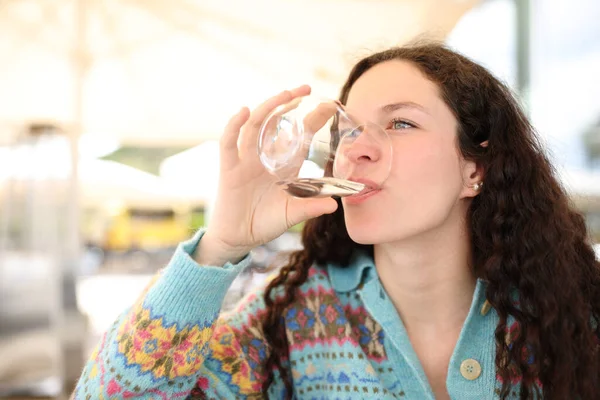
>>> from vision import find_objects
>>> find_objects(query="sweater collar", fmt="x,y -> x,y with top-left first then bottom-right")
327,250 -> 376,293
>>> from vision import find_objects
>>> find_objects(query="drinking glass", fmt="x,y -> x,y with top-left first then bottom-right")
257,95 -> 392,198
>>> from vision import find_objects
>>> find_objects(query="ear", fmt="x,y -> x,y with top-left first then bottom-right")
459,158 -> 485,199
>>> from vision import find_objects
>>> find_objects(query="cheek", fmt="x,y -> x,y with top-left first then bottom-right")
389,135 -> 462,191
368,138 -> 462,231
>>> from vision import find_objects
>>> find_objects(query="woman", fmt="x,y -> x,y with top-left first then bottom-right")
73,43 -> 599,399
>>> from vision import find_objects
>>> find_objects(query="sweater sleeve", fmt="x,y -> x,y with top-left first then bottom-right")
72,229 -> 284,399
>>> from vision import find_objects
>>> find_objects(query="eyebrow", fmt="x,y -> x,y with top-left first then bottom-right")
380,101 -> 431,115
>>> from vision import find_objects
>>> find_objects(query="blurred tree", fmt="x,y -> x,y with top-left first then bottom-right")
583,117 -> 600,168
101,146 -> 191,175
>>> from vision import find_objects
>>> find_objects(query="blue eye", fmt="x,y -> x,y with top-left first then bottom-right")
340,127 -> 361,138
348,128 -> 362,137
390,119 -> 414,130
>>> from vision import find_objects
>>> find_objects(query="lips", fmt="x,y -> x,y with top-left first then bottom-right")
345,178 -> 382,204
350,178 -> 380,192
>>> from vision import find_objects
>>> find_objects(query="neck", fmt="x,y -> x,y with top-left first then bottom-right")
374,212 -> 477,336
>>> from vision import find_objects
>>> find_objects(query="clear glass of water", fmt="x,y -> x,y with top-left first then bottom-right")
257,95 -> 392,198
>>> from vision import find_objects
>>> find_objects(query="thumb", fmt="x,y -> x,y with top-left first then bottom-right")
286,197 -> 339,227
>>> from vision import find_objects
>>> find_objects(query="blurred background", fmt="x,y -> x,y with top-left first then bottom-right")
0,0 -> 598,398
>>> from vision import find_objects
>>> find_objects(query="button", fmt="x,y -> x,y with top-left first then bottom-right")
480,300 -> 491,316
460,359 -> 482,380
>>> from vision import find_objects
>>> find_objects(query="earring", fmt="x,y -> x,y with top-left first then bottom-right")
473,182 -> 483,191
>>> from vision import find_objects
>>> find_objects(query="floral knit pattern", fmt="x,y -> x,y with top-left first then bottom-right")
116,304 -> 213,380
199,294 -> 269,396
284,285 -> 386,362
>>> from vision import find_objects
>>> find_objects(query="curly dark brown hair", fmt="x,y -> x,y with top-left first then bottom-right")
260,43 -> 600,399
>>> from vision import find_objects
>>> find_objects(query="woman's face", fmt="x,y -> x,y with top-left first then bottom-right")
341,60 -> 479,244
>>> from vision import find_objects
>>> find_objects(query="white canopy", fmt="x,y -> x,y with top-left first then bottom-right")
0,0 -> 477,147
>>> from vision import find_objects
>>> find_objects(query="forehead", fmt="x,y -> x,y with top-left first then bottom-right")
345,60 -> 441,112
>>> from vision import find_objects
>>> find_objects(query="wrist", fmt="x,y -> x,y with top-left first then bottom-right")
193,231 -> 251,267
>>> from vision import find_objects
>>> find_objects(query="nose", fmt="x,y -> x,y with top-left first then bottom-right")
341,125 -> 383,164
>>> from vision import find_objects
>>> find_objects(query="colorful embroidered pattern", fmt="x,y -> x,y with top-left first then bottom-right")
285,287 -> 385,362
495,320 -> 543,397
116,303 -> 213,380
345,305 -> 386,362
201,316 -> 268,395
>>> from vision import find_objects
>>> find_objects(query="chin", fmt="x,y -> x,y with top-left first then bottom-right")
344,207 -> 420,245
347,230 -> 378,245
344,213 -> 388,245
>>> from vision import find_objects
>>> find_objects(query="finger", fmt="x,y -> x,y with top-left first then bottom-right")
236,91 -> 293,159
284,102 -> 337,175
247,90 -> 294,131
289,84 -> 311,98
252,85 -> 309,130
286,196 -> 338,228
277,86 -> 312,118
220,107 -> 250,169
302,101 -> 337,135
240,86 -> 312,154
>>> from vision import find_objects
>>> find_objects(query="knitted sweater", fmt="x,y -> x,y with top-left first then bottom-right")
73,229 -> 533,399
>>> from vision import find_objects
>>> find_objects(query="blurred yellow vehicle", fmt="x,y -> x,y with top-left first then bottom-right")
84,204 -> 205,255
104,207 -> 191,252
